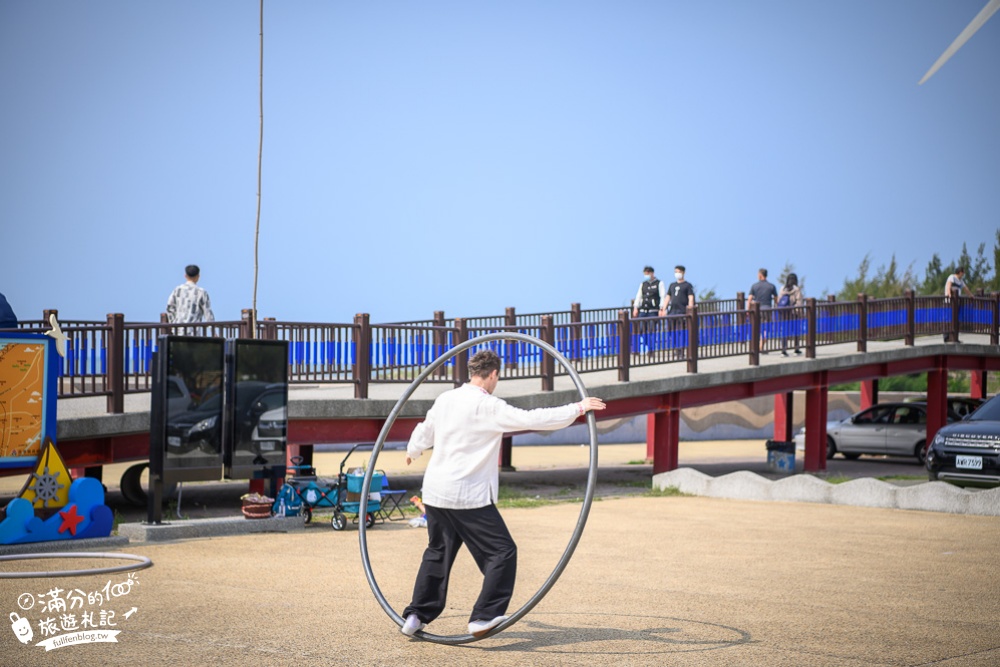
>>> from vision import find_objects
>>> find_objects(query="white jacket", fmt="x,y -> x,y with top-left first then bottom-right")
407,384 -> 582,509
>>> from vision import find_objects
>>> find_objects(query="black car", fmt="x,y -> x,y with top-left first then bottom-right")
926,395 -> 1000,488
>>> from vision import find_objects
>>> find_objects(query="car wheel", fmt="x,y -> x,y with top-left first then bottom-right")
914,441 -> 927,465
843,453 -> 861,460
826,437 -> 837,460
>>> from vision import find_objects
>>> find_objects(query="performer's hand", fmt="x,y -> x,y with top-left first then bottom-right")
631,308 -> 638,317
658,307 -> 665,316
405,456 -> 413,465
578,397 -> 606,413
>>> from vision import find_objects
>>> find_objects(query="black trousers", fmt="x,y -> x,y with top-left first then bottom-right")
402,504 -> 517,624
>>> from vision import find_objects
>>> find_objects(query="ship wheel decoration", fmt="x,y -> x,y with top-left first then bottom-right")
26,466 -> 65,508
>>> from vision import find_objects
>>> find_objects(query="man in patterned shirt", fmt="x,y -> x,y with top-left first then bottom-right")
166,265 -> 215,325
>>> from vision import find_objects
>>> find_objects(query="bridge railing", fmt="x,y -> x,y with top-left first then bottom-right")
4,293 -> 997,410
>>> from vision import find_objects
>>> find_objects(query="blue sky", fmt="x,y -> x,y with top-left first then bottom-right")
1,1 -> 997,324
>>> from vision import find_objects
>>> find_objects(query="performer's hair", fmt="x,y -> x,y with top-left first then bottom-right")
468,350 -> 502,378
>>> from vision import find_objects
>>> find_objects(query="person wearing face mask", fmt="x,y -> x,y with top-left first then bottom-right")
664,265 -> 695,316
631,266 -> 667,354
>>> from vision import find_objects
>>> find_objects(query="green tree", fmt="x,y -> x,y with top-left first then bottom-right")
838,254 -> 917,300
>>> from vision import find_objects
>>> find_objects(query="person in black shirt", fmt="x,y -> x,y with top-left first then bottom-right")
665,265 -> 695,315
747,268 -> 778,352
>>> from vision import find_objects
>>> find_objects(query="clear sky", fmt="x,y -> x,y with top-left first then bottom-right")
1,1 -> 997,324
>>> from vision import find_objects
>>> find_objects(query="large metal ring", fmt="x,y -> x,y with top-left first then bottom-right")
358,331 -> 598,645
0,552 -> 153,579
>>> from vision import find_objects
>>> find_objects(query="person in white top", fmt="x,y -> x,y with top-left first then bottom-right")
944,267 -> 973,299
944,267 -> 973,343
400,349 -> 606,639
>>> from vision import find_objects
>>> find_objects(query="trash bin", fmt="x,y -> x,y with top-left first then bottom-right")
765,440 -> 796,474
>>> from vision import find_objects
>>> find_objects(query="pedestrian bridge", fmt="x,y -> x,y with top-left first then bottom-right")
50,335 -> 999,484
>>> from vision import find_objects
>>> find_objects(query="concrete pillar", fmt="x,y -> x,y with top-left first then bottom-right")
927,366 -> 948,445
774,392 -> 794,441
860,379 -> 879,409
804,381 -> 828,472
651,394 -> 680,474
971,370 -> 987,400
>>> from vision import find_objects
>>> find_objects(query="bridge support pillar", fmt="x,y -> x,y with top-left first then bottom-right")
650,395 -> 680,474
804,381 -> 828,472
860,379 -> 878,410
927,364 -> 948,445
971,370 -> 987,400
773,392 -> 794,441
500,435 -> 515,472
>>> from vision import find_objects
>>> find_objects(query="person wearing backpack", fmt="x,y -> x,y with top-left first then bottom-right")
777,273 -> 803,356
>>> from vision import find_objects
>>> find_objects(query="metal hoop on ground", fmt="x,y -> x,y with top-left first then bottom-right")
358,332 -> 599,645
0,552 -> 153,579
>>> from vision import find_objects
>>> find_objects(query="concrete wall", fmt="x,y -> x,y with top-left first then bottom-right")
513,391 -> 927,445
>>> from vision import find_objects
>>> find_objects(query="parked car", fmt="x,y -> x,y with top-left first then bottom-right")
926,395 -> 1000,488
794,402 -> 941,464
165,381 -> 285,457
902,395 -> 984,420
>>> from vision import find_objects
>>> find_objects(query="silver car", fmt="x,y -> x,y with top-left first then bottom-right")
795,402 -> 933,464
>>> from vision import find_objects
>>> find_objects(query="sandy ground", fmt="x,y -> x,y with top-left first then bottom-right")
2,492 -> 999,666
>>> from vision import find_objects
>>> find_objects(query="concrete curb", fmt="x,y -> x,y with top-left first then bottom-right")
0,536 -> 131,556
117,514 -> 306,543
652,468 -> 1000,516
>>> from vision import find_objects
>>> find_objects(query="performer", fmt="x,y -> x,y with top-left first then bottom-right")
400,349 -> 606,638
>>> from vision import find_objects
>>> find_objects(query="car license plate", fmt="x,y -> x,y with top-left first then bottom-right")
259,441 -> 276,451
167,436 -> 181,447
956,455 -> 983,470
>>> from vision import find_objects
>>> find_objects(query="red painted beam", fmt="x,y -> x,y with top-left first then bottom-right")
774,392 -> 793,441
804,379 -> 828,472
860,379 -> 879,410
971,371 -> 986,400
288,418 -> 423,444
651,393 -> 680,474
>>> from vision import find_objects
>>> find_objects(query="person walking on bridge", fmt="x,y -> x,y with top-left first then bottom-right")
400,349 -> 606,639
166,264 -> 215,328
632,265 -> 666,353
748,268 -> 778,353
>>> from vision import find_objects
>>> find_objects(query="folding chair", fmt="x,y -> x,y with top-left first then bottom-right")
376,471 -> 409,521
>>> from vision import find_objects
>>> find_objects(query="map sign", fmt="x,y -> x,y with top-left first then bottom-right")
0,334 -> 57,468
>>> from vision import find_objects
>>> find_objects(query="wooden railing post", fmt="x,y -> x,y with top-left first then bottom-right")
749,302 -> 760,366
686,305 -> 698,374
454,318 -> 469,386
904,289 -> 915,346
540,315 -> 555,391
992,293 -> 1000,346
106,313 -> 125,414
353,313 -> 370,399
159,312 -> 169,324
433,311 -> 447,378
736,292 -> 746,328
262,317 -> 278,341
950,293 -> 961,343
570,302 -> 582,360
806,297 -> 817,358
43,309 -> 58,326
240,309 -> 253,339
617,309 -> 630,382
857,293 -> 868,352
505,307 -> 518,369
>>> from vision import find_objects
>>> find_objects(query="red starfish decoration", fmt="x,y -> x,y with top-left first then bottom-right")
58,505 -> 85,536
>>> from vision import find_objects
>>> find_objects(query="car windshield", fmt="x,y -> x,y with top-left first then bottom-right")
969,396 -> 1000,422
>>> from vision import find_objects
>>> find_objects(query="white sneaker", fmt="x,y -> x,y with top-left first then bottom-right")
401,614 -> 425,636
468,615 -> 508,638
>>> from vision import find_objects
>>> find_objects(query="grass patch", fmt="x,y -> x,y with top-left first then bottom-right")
820,474 -> 853,485
645,485 -> 691,497
615,479 -> 654,488
626,459 -> 651,465
877,475 -> 926,482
